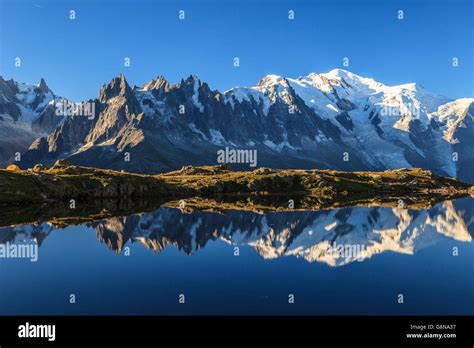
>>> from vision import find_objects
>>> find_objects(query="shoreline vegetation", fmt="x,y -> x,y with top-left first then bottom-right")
0,161 -> 473,228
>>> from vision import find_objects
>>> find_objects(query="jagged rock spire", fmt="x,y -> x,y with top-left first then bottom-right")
38,78 -> 49,93
98,74 -> 134,102
143,75 -> 170,91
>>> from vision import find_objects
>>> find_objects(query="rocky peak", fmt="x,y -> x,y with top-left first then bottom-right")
184,74 -> 200,84
180,74 -> 200,85
98,74 -> 134,102
304,72 -> 334,87
142,75 -> 170,92
37,78 -> 50,94
256,74 -> 285,88
88,74 -> 142,146
0,76 -> 20,100
176,74 -> 201,91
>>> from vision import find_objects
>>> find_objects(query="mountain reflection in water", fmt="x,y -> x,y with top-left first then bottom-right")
2,197 -> 473,267
1,196 -> 473,315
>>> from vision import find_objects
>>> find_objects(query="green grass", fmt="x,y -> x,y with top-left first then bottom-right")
0,164 -> 472,204
0,164 -> 472,228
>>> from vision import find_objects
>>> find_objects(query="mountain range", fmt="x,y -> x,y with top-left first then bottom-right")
1,69 -> 473,181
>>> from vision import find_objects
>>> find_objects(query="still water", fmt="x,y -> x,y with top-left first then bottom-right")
0,197 -> 473,315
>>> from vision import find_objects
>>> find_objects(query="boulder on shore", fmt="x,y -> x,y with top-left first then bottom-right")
32,164 -> 48,172
53,159 -> 71,168
6,164 -> 21,172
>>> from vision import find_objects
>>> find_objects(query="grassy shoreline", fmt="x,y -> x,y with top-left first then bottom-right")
0,163 -> 472,227
1,163 -> 472,204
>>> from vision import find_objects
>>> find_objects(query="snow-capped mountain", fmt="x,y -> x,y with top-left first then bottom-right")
0,76 -> 65,165
223,69 -> 473,179
1,197 -> 472,267
3,70 -> 472,181
0,222 -> 53,247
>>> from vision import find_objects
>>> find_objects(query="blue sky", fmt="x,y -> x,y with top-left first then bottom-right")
1,0 -> 472,101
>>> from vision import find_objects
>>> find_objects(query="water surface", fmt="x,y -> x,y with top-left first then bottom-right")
0,197 -> 473,315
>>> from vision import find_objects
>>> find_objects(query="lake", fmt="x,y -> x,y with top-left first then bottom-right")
0,197 -> 473,315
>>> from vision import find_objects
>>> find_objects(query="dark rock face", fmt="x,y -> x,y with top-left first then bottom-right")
0,77 -> 22,122
89,76 -> 141,145
0,76 -> 65,165
335,111 -> 354,131
452,104 -> 474,183
32,103 -> 64,134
